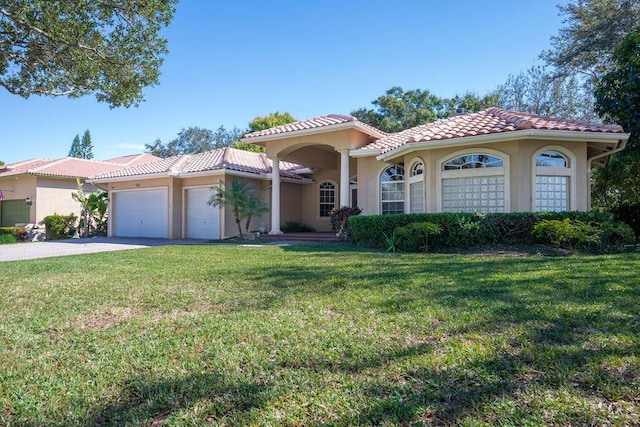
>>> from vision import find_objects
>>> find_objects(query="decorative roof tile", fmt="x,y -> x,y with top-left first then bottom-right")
362,108 -> 625,154
243,114 -> 385,139
91,147 -> 307,180
104,153 -> 162,166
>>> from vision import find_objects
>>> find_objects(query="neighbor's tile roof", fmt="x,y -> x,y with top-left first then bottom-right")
0,157 -> 126,179
363,107 -> 625,154
104,153 -> 162,166
243,114 -> 386,139
91,147 -> 307,180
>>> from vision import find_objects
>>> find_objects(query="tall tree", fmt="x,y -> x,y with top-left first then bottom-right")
542,0 -> 640,81
351,87 -> 500,133
248,111 -> 296,132
68,130 -> 93,159
68,134 -> 82,158
0,1 -> 177,107
592,27 -> 640,207
145,126 -> 245,158
497,65 -> 597,121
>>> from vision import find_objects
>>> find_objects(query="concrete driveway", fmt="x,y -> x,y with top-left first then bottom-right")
0,237 -> 208,262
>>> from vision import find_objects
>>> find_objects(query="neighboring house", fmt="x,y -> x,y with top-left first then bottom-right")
90,108 -> 629,239
0,154 -> 160,227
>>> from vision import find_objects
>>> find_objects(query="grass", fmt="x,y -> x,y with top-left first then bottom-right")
0,243 -> 639,425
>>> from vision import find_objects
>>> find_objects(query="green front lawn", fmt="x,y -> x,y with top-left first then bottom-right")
1,244 -> 638,425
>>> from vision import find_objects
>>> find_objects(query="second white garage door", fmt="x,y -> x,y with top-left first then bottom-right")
113,189 -> 169,238
185,187 -> 220,239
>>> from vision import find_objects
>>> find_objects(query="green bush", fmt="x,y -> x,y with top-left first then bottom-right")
0,234 -> 17,244
0,226 -> 28,241
610,203 -> 640,238
281,221 -> 315,233
350,211 -> 630,252
533,218 -> 635,252
43,213 -> 77,239
394,221 -> 442,252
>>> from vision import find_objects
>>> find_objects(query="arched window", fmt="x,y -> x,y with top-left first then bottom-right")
380,164 -> 405,214
409,160 -> 425,213
319,181 -> 336,217
534,150 -> 571,212
440,152 -> 507,213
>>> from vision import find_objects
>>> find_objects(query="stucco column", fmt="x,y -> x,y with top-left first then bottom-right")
270,158 -> 282,234
339,150 -> 350,208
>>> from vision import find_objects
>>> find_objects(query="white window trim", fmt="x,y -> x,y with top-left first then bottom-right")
437,148 -> 511,213
531,146 -> 577,211
379,164 -> 405,215
407,157 -> 425,214
318,180 -> 337,219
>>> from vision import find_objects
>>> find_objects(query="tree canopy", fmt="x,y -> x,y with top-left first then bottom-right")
68,130 -> 94,159
248,111 -> 296,132
145,126 -> 244,158
498,65 -> 597,121
0,1 -> 177,107
542,0 -> 640,81
351,87 -> 499,133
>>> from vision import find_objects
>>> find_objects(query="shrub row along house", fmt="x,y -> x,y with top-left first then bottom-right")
87,108 -> 628,240
0,154 -> 160,228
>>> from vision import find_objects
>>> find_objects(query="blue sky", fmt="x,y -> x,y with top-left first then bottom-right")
1,0 -> 566,164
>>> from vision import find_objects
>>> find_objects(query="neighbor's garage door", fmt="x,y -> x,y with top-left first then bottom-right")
0,200 -> 30,226
113,189 -> 168,238
186,187 -> 220,239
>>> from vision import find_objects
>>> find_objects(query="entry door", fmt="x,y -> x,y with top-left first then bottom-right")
186,187 -> 220,239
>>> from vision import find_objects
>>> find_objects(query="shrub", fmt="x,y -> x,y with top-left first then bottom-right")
0,234 -> 17,244
532,219 -> 595,251
0,226 -> 28,241
610,203 -> 640,238
281,221 -> 315,233
394,221 -> 442,252
329,206 -> 362,241
43,213 -> 77,239
350,211 -> 631,252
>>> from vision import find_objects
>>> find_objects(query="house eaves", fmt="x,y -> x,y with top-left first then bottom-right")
376,129 -> 630,162
242,121 -> 385,145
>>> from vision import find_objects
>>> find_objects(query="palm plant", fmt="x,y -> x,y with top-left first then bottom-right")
208,177 -> 268,238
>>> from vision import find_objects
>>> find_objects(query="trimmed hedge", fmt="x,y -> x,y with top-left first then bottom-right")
349,211 -> 619,250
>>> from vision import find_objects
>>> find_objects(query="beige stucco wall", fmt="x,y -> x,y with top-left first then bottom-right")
35,178 -> 102,224
354,138 -> 591,215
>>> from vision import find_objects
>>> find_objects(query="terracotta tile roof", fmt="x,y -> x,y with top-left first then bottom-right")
243,114 -> 386,139
104,153 -> 162,166
91,147 -> 307,180
0,158 -> 120,179
363,108 -> 625,154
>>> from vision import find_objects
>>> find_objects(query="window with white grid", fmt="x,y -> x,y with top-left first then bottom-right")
319,181 -> 336,217
534,150 -> 570,212
409,160 -> 425,213
380,165 -> 405,214
535,176 -> 568,212
442,176 -> 505,213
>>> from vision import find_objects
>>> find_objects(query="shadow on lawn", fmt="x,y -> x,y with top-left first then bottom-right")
240,250 -> 640,423
85,372 -> 269,425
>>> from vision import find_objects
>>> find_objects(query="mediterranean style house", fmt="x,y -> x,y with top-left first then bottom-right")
0,154 -> 160,227
90,108 -> 628,239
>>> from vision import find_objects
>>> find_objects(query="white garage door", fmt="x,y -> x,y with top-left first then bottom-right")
113,189 -> 168,238
186,187 -> 220,239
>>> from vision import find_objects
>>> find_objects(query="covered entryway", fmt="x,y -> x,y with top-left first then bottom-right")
185,187 -> 220,239
113,189 -> 168,238
0,200 -> 30,226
